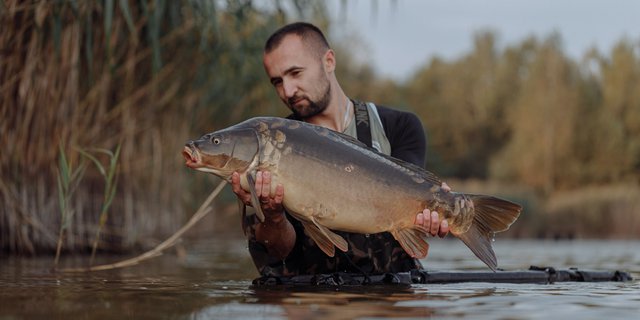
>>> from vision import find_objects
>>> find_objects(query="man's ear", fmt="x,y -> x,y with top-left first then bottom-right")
323,49 -> 336,73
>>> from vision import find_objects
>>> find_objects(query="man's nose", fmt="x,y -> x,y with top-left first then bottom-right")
282,79 -> 297,98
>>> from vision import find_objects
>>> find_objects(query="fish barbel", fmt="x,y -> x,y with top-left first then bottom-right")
183,117 -> 522,271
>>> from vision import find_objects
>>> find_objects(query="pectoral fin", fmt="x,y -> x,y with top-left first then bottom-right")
246,172 -> 265,222
391,228 -> 430,259
302,220 -> 335,257
301,218 -> 348,257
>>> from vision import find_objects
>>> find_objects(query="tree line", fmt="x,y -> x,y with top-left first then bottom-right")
347,32 -> 640,195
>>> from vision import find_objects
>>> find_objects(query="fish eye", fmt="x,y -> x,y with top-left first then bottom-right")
211,137 -> 220,144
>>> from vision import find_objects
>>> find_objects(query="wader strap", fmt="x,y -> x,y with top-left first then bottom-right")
353,100 -> 372,148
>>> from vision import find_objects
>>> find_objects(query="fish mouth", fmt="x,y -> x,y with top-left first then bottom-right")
182,145 -> 201,168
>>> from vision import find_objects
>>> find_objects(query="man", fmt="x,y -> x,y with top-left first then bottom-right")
232,22 -> 449,277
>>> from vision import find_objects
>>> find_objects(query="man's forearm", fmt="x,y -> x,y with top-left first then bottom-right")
255,213 -> 296,260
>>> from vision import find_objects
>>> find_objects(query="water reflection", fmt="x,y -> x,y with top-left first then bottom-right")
274,287 -> 440,319
197,286 -> 438,319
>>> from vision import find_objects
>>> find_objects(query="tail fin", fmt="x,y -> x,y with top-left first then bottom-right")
457,195 -> 522,271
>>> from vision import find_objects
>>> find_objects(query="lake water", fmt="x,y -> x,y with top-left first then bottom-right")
1,238 -> 638,319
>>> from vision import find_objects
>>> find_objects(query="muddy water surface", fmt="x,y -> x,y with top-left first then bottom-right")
1,239 -> 638,319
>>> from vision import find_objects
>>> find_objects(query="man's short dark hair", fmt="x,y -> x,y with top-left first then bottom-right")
264,22 -> 330,58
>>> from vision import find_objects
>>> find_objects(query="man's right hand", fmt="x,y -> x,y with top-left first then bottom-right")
231,171 -> 286,221
232,171 -> 294,259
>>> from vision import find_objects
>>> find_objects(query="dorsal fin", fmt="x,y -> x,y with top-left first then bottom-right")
384,156 -> 442,186
321,127 -> 442,186
330,130 -> 371,149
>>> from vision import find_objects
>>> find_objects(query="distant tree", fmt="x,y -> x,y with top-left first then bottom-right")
408,31 -> 515,177
491,34 -> 583,193
592,40 -> 640,184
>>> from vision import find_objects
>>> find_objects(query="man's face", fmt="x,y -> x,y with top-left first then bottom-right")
263,35 -> 331,118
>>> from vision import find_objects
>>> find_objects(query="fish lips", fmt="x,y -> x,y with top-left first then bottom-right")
182,145 -> 202,168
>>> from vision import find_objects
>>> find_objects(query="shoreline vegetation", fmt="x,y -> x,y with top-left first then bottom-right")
1,1 -> 638,256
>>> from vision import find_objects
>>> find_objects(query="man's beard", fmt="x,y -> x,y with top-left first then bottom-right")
288,83 -> 331,119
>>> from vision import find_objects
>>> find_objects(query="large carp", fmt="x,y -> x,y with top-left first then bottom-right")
183,117 -> 521,271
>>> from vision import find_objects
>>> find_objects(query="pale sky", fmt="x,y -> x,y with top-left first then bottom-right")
326,0 -> 640,81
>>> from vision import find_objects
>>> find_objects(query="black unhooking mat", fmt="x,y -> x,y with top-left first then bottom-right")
252,266 -> 633,286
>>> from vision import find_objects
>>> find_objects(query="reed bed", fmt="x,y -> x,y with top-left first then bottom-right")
0,0 -> 314,255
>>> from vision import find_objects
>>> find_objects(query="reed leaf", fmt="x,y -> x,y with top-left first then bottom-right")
83,6 -> 94,82
104,0 -> 114,69
104,0 -> 114,35
54,144 -> 86,267
52,3 -> 62,58
141,0 -> 163,73
78,144 -> 121,265
118,0 -> 136,35
77,148 -> 108,177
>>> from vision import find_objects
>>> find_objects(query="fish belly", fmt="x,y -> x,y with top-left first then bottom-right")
275,154 -> 425,235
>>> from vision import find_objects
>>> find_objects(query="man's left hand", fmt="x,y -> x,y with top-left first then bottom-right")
415,209 -> 449,238
414,182 -> 451,238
